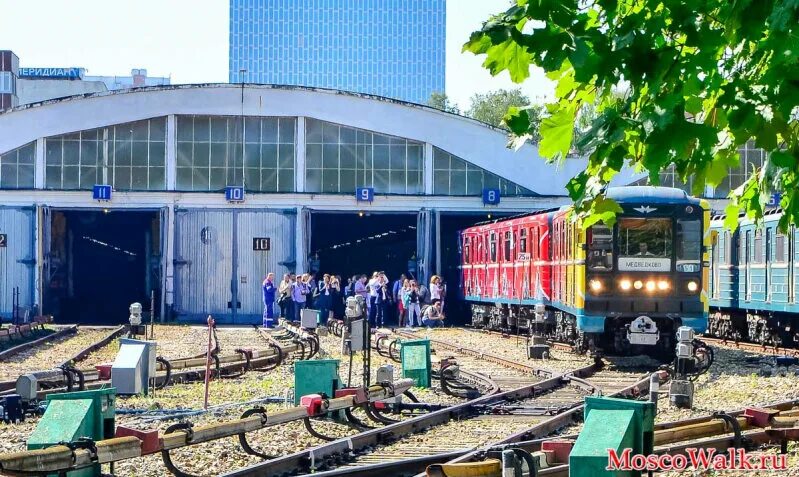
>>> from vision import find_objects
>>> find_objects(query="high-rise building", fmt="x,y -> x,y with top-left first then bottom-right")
229,0 -> 445,105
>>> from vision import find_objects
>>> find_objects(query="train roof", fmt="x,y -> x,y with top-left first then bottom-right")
606,186 -> 699,204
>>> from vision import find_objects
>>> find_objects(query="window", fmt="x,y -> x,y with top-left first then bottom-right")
177,115 -> 295,192
723,231 -> 731,264
519,228 -> 528,254
463,239 -> 470,264
489,232 -> 497,262
432,147 -> 535,196
619,218 -> 672,258
45,118 -> 166,190
0,142 -> 35,189
588,223 -> 613,271
743,230 -> 751,264
754,229 -> 764,263
305,118 -> 422,194
503,231 -> 512,261
776,232 -> 787,263
676,220 -> 702,272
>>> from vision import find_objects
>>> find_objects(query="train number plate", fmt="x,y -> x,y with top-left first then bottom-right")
0,234 -> 5,247
627,331 -> 659,346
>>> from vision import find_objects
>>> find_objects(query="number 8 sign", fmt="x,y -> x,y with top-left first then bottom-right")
482,188 -> 501,205
356,187 -> 374,202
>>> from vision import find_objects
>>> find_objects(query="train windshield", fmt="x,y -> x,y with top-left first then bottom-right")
618,218 -> 672,271
676,219 -> 702,272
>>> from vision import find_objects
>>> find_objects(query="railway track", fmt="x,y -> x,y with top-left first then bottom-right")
700,335 -> 799,357
222,330 -> 654,477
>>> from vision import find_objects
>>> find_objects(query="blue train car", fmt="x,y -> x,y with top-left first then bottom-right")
708,210 -> 799,345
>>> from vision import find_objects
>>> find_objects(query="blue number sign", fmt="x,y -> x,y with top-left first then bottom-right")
356,187 -> 374,202
92,184 -> 112,201
482,188 -> 501,205
768,193 -> 782,208
225,186 -> 245,202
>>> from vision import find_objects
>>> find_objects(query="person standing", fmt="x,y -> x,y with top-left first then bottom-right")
355,275 -> 369,301
307,273 -> 318,309
429,275 -> 442,302
398,278 -> 410,327
278,274 -> 294,321
375,272 -> 390,327
366,272 -> 380,325
316,274 -> 333,324
262,273 -> 276,328
330,276 -> 342,320
405,280 -> 422,328
292,273 -> 309,322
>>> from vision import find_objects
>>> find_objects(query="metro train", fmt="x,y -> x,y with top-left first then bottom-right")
460,186 -> 709,356
707,209 -> 799,347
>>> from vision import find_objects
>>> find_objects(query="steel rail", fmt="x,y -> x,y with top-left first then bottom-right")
59,325 -> 127,367
0,379 -> 415,476
700,336 -> 799,357
0,325 -> 77,361
221,359 -> 602,477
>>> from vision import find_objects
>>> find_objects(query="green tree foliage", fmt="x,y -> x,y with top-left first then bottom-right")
464,0 -> 799,230
467,88 -> 545,134
427,91 -> 461,115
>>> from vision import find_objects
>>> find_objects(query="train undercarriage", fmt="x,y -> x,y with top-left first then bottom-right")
470,303 -> 679,358
707,309 -> 799,347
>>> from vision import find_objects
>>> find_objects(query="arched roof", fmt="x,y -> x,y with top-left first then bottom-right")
0,83 -> 640,195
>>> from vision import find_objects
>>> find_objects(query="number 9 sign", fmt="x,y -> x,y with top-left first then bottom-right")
356,187 -> 374,202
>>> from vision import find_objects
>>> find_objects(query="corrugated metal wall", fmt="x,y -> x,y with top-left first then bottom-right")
0,207 -> 35,319
173,208 -> 295,324
173,209 -> 234,321
236,210 -> 295,322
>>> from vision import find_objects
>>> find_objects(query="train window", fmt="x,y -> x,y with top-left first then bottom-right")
744,230 -> 751,263
504,231 -> 512,261
588,223 -> 613,271
489,233 -> 497,262
754,229 -> 764,263
619,218 -> 672,258
676,220 -> 702,272
477,237 -> 484,263
776,232 -> 787,263
463,240 -> 470,264
519,228 -> 528,254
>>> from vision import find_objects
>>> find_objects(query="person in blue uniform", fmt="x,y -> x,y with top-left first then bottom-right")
262,272 -> 276,328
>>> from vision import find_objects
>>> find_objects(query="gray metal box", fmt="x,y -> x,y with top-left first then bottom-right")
349,319 -> 366,352
301,308 -> 319,329
112,339 -> 157,395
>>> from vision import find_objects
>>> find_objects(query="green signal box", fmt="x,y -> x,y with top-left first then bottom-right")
400,339 -> 431,388
27,387 -> 117,477
294,359 -> 340,405
569,396 -> 655,477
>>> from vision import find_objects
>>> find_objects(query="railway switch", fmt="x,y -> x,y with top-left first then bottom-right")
27,387 -> 116,477
670,326 -> 697,409
300,394 -> 328,416
0,394 -> 23,423
570,396 -> 654,477
293,360 -> 340,405
401,339 -> 432,388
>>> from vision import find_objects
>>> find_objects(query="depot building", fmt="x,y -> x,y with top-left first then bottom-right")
0,84 -> 640,324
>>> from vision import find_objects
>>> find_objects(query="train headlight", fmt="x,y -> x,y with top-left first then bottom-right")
687,280 -> 699,292
645,280 -> 656,292
620,279 -> 632,291
657,280 -> 670,291
589,279 -> 603,293
633,280 -> 644,290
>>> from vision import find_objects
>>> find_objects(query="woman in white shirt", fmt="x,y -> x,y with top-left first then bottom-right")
429,275 -> 442,302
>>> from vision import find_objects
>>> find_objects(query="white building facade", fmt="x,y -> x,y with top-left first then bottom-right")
0,84 -> 640,324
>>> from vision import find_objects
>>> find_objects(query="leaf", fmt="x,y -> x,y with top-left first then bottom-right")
724,203 -> 741,232
771,150 -> 796,168
583,196 -> 624,228
504,106 -> 531,135
539,105 -> 576,160
483,39 -> 534,83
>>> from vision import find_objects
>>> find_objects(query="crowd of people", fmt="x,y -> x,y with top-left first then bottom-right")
261,271 -> 448,329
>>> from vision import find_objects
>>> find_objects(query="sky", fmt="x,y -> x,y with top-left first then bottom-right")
0,0 -> 554,110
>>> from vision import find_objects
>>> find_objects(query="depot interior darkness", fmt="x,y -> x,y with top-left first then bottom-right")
45,209 -> 161,324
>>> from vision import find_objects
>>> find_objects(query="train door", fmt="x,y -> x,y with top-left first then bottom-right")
743,229 -> 751,301
790,226 -> 796,304
711,230 -> 720,299
766,226 -> 773,303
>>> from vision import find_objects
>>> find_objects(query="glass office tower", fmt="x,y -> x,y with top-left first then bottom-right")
229,0 -> 446,105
